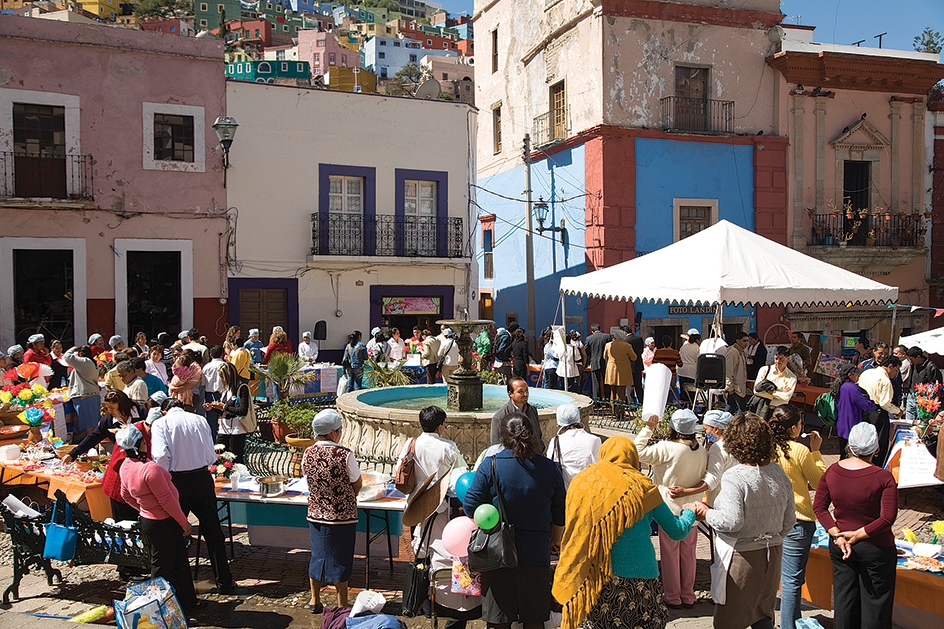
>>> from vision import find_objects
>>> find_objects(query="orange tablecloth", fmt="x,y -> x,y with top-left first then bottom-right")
801,547 -> 944,616
0,459 -> 111,521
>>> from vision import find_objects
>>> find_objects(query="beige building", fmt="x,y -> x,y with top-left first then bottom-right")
421,54 -> 473,104
224,82 -> 477,357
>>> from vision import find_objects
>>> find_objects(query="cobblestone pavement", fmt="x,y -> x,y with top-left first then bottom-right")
2,428 -> 941,628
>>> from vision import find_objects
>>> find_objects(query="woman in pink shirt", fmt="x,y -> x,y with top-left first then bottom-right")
116,425 -> 201,611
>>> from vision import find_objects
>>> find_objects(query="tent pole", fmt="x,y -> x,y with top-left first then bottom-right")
561,293 -> 568,392
890,305 -> 897,346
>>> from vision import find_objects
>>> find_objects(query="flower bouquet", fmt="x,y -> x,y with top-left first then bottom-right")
406,339 -> 423,355
210,445 -> 237,481
95,350 -> 116,377
914,382 -> 942,422
17,405 -> 53,443
1,380 -> 50,410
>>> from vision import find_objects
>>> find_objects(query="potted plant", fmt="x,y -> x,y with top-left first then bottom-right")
249,353 -> 316,441
363,356 -> 411,388
865,229 -> 876,246
270,399 -> 322,450
891,236 -> 900,250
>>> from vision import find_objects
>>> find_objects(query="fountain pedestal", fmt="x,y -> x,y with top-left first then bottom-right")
437,318 -> 493,412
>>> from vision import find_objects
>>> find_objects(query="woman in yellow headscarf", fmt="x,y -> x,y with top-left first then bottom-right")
552,436 -> 696,629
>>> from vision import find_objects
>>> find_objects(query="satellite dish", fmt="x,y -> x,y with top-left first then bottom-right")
767,25 -> 786,43
414,79 -> 441,99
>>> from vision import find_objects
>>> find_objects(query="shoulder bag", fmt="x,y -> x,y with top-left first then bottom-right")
342,345 -> 352,369
43,498 -> 79,561
237,384 -> 258,434
401,512 -> 436,617
394,437 -> 418,494
467,457 -> 518,572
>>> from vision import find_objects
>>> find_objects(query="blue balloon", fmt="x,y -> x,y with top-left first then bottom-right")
455,472 -> 476,503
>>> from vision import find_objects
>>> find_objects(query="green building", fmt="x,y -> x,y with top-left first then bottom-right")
226,59 -> 312,84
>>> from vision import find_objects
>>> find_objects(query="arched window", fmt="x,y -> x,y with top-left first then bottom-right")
258,62 -> 272,74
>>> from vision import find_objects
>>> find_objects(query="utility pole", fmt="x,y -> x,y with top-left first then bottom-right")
524,134 -> 536,354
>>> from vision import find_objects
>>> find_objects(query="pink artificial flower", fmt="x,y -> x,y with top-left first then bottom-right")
209,465 -> 217,473
223,461 -> 232,468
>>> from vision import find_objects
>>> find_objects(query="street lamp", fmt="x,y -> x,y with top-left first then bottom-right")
533,196 -> 566,234
212,116 -> 239,187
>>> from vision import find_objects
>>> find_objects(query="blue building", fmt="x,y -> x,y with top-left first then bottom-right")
361,36 -> 455,80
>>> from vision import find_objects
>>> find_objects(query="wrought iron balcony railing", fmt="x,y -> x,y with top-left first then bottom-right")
808,212 -> 926,248
310,213 -> 465,258
660,96 -> 734,135
0,152 -> 94,200
532,106 -> 570,147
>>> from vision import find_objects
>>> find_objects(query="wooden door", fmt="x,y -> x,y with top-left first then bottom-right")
239,289 -> 288,338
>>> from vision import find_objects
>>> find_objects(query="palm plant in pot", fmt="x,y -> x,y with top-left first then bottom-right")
249,352 -> 316,441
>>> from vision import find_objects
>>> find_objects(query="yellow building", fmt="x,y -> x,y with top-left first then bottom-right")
77,0 -> 120,19
325,66 -> 376,94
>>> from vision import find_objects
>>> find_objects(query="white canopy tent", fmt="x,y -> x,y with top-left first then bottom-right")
559,220 -> 899,309
899,328 -> 944,356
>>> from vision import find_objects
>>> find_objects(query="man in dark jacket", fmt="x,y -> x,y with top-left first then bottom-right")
490,377 -> 543,450
904,346 -> 942,421
585,323 -> 611,400
623,325 -> 645,404
493,322 -> 517,384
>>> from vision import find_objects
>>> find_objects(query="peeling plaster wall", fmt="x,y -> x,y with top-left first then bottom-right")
602,15 -> 777,132
475,0 -> 603,180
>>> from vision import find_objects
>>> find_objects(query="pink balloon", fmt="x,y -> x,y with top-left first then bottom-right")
441,516 -> 478,558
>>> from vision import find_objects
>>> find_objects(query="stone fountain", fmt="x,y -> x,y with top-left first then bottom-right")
437,318 -> 493,411
334,316 -> 593,464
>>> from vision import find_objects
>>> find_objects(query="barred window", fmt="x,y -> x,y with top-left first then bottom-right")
153,113 -> 194,162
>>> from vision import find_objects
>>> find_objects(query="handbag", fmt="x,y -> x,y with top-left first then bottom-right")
342,346 -> 352,369
238,385 -> 258,434
467,457 -> 518,573
401,513 -> 436,617
394,437 -> 418,494
43,498 -> 79,561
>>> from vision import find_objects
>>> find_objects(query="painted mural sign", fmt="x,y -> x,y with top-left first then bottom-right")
813,352 -> 850,378
668,305 -> 715,315
382,297 -> 441,315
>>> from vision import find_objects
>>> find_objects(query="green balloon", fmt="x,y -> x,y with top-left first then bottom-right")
474,503 -> 500,531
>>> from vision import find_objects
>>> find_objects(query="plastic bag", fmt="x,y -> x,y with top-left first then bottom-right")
451,558 -> 481,596
337,374 -> 349,396
114,577 -> 188,629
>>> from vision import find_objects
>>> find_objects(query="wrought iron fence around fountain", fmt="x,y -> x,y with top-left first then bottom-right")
808,212 -> 926,248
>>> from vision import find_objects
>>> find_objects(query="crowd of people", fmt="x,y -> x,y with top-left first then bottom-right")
4,321 -> 941,628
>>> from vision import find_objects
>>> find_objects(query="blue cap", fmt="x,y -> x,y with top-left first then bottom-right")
670,409 -> 698,435
109,335 -> 123,347
116,424 -> 143,450
703,410 -> 733,430
311,409 -> 342,436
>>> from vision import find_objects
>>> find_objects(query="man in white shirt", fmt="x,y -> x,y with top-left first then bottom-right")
386,328 -> 406,361
151,398 -> 234,594
201,345 -> 226,439
546,403 -> 600,489
298,331 -> 318,363
857,356 -> 902,465
116,360 -> 148,403
753,345 -> 797,415
394,405 -> 471,615
180,329 -> 210,365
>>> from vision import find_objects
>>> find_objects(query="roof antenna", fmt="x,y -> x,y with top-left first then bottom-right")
874,32 -> 887,48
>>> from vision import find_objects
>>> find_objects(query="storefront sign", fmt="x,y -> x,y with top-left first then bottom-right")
382,297 -> 441,315
667,305 -> 715,316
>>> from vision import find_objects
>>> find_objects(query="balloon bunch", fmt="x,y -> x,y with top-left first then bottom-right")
440,470 -> 501,559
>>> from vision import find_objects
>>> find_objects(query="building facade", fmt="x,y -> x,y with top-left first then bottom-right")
421,54 -> 473,104
362,35 -> 455,80
225,81 -> 475,359
0,16 -> 229,348
474,0 -> 944,351
298,29 -> 358,77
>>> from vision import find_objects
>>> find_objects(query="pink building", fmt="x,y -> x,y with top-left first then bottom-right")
0,16 -> 230,348
298,30 -> 356,77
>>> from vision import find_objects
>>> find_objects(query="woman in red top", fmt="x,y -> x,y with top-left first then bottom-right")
813,422 -> 898,629
117,425 -> 200,611
22,334 -> 52,367
263,327 -> 293,363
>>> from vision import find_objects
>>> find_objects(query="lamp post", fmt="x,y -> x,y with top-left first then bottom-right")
212,116 -> 239,188
533,196 -> 566,235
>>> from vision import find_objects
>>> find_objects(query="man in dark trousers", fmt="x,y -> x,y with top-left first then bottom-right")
490,377 -> 544,450
623,325 -> 645,404
585,323 -> 611,400
151,398 -> 235,594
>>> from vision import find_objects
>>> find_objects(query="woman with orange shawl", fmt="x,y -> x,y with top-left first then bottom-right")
553,436 -> 696,629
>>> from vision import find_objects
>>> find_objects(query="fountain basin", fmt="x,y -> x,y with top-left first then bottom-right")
336,384 -> 593,464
